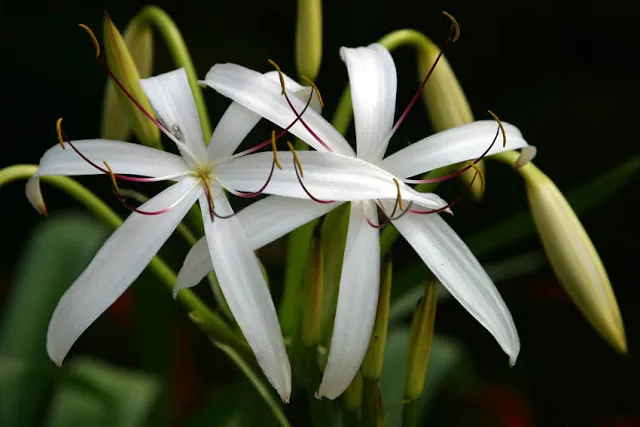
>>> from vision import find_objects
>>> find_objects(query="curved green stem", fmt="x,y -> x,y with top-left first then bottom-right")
132,6 -> 212,140
0,165 -> 245,353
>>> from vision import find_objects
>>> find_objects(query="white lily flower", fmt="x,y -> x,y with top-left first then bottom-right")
192,43 -> 531,399
28,68 -> 327,402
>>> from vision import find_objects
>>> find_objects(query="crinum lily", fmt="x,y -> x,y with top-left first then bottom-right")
187,42 -> 532,399
27,67 -> 328,401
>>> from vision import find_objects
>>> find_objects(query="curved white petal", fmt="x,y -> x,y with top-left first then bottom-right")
26,141 -> 190,213
317,200 -> 380,399
216,151 -> 447,209
340,44 -> 397,163
201,63 -> 355,156
207,71 -> 322,161
46,178 -> 201,366
175,196 -> 338,294
200,195 -> 291,401
381,121 -> 529,179
392,210 -> 520,363
140,68 -> 208,165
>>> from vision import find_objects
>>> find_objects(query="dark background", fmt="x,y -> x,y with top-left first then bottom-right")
1,0 -> 639,425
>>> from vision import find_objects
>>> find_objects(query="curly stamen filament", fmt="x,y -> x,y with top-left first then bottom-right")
384,12 -> 461,144
287,142 -> 334,204
228,80 -> 319,159
268,59 -> 334,153
225,159 -> 277,199
57,122 -> 190,183
402,124 -> 501,185
78,24 -> 201,166
111,173 -> 201,216
408,167 -> 480,215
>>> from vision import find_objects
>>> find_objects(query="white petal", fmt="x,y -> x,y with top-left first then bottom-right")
340,44 -> 397,162
46,178 -> 201,366
140,68 -> 208,165
392,210 -> 520,363
381,121 -> 529,179
34,140 -> 189,178
216,151 -> 447,209
26,141 -> 190,213
175,196 -> 338,294
317,200 -> 380,399
207,72 -> 322,161
201,63 -> 355,156
200,195 -> 291,401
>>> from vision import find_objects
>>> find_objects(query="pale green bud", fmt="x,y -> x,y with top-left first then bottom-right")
521,161 -> 627,354
361,256 -> 392,380
404,278 -> 437,400
416,36 -> 485,200
102,15 -> 161,149
295,0 -> 322,81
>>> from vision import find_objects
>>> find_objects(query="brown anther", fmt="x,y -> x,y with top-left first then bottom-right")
103,161 -> 120,193
271,130 -> 283,170
286,141 -> 304,177
301,75 -> 325,109
267,59 -> 286,95
78,24 -> 101,58
487,110 -> 507,147
465,161 -> 485,195
442,11 -> 460,42
392,178 -> 404,210
56,118 -> 65,150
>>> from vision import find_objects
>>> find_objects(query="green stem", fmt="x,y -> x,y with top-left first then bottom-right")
361,378 -> 382,427
0,165 -> 245,353
133,6 -> 212,141
401,399 -> 420,427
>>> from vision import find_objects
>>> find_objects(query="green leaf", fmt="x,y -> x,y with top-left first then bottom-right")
45,357 -> 161,427
0,212 -> 109,427
380,329 -> 469,427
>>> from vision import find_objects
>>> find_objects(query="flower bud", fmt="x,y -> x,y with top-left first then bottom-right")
102,15 -> 161,149
302,224 -> 324,347
404,277 -> 437,400
361,256 -> 392,380
295,0 -> 322,81
521,162 -> 627,353
417,36 -> 484,200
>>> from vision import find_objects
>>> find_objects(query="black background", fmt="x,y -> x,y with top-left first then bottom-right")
1,0 -> 639,425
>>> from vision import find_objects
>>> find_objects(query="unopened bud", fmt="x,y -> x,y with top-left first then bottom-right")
405,277 -> 437,400
416,34 -> 484,200
295,0 -> 322,81
521,162 -> 627,354
361,256 -> 392,379
103,15 -> 161,149
302,224 -> 323,347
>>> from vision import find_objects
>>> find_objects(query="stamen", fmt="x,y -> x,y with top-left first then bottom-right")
442,11 -> 460,43
402,125 -> 501,185
408,166 -> 481,215
267,59 -> 334,152
300,75 -> 325,109
229,78 -> 318,158
56,118 -> 65,149
384,12 -> 462,142
271,130 -> 283,170
267,59 -> 287,95
78,24 -> 200,165
392,178 -> 404,211
78,24 -> 100,57
103,161 -> 121,193
226,159 -> 276,199
198,175 -> 236,220
286,142 -> 334,204
286,141 -> 304,177
487,110 -> 507,147
465,160 -> 485,195
113,180 -> 200,216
